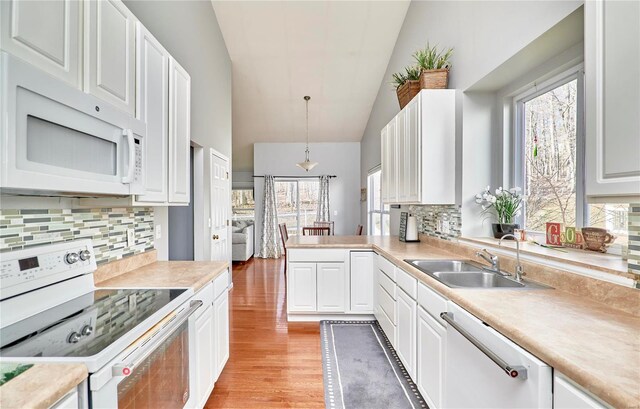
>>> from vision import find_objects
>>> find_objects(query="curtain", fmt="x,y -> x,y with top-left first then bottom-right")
317,175 -> 330,222
258,175 -> 283,258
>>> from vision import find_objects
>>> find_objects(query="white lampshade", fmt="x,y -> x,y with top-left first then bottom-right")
296,159 -> 318,172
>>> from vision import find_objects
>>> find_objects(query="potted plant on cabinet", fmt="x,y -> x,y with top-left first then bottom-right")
413,43 -> 453,89
392,65 -> 421,109
475,186 -> 524,239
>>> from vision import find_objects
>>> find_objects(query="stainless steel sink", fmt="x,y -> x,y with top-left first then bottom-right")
404,259 -> 551,290
432,271 -> 524,288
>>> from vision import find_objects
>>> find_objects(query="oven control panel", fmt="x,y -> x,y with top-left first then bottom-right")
0,239 -> 96,300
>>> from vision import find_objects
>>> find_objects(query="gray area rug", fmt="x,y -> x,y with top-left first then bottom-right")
320,321 -> 427,409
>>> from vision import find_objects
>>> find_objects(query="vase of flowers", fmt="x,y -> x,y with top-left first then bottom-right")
475,186 -> 524,239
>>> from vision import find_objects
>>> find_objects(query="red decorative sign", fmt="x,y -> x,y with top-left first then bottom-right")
546,223 -> 562,246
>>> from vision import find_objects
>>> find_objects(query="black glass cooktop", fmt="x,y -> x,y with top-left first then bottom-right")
0,288 -> 187,358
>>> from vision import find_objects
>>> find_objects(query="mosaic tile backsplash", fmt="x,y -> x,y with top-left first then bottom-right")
407,204 -> 462,240
628,204 -> 640,287
0,208 -> 154,265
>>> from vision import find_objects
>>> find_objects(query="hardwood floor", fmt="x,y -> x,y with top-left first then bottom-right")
205,257 -> 324,408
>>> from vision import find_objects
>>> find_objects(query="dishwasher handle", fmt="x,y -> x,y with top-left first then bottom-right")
440,312 -> 528,380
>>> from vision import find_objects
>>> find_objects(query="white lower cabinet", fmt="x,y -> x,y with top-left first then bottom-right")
554,374 -> 607,409
417,306 -> 445,409
194,305 -> 215,408
50,388 -> 79,409
317,263 -> 346,312
213,289 -> 230,379
288,263 -> 318,312
350,252 -> 374,312
396,287 -> 417,380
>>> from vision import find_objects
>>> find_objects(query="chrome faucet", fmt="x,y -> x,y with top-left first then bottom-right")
499,234 -> 525,282
475,248 -> 501,274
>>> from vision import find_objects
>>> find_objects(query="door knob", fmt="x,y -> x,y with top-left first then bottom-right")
212,234 -> 219,240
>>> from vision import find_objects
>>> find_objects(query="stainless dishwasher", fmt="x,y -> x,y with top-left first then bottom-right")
441,302 -> 552,408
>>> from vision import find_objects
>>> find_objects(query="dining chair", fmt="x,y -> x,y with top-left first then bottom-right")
355,224 -> 363,235
278,223 -> 289,276
302,226 -> 330,236
314,221 -> 335,235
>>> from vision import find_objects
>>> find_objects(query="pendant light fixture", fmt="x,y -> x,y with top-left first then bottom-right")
296,95 -> 318,172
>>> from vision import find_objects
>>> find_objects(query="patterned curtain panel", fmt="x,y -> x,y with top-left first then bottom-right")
317,175 -> 331,222
258,175 -> 283,258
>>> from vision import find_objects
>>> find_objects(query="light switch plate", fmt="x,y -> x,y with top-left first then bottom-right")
155,225 -> 162,239
127,229 -> 135,247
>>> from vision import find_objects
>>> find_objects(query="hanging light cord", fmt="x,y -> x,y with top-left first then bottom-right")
305,96 -> 310,159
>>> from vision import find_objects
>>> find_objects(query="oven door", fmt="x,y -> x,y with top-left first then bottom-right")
90,300 -> 202,409
0,51 -> 145,196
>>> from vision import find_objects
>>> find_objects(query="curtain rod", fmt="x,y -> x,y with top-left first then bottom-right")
252,175 -> 337,179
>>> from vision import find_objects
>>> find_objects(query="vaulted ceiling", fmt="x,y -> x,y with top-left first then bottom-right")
211,1 -> 410,171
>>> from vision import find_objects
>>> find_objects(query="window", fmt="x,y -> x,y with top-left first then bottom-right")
368,168 -> 390,235
232,189 -> 255,220
514,66 -> 628,250
275,179 -> 320,236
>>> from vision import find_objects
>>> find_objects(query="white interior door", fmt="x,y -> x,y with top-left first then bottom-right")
210,149 -> 230,263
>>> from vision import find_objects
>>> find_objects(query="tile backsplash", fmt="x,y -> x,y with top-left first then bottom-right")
628,203 -> 640,287
407,204 -> 462,240
0,208 -> 154,265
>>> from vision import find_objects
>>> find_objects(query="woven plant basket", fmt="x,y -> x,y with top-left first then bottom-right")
396,80 -> 421,109
420,68 -> 449,89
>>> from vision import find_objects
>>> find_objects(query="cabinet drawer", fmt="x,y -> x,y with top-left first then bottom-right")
376,254 -> 396,281
376,304 -> 396,348
396,268 -> 417,299
418,282 -> 448,326
378,269 -> 396,300
213,269 -> 229,299
192,281 -> 214,318
377,284 -> 397,325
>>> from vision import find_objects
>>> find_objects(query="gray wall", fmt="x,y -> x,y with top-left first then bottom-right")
124,0 -> 232,260
253,142 -> 361,252
359,0 -> 583,236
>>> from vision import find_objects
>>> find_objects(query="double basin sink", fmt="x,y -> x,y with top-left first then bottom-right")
404,260 -> 550,289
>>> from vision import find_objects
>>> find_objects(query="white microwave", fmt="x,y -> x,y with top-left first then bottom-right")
0,52 -> 145,196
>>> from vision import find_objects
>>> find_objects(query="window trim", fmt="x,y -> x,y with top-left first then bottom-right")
512,63 -> 586,232
275,178 -> 320,236
367,166 -> 390,236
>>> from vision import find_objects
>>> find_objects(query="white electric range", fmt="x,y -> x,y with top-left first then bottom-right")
0,240 -> 201,408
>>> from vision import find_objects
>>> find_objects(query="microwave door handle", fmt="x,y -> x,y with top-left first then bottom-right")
112,300 -> 203,378
121,129 -> 135,184
440,312 -> 528,380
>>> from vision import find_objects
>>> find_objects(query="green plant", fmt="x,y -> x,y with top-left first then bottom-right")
475,186 -> 524,224
391,65 -> 421,89
413,43 -> 453,71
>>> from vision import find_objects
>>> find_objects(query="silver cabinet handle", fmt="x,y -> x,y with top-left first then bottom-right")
440,312 -> 528,380
112,300 -> 202,377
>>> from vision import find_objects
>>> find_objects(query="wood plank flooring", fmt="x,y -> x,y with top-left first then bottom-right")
205,258 -> 325,408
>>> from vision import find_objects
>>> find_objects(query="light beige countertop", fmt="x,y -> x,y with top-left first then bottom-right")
96,260 -> 229,290
287,235 -> 640,408
0,363 -> 87,409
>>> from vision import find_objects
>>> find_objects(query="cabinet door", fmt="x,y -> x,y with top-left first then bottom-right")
417,307 -> 445,409
0,0 -> 82,88
288,263 -> 317,312
168,58 -> 191,204
195,305 -> 215,408
350,252 -> 374,312
554,374 -> 605,409
134,22 -> 169,204
585,0 -> 640,198
396,108 -> 407,202
381,126 -> 389,203
396,288 -> 417,380
317,263 -> 345,312
213,291 -> 229,380
387,121 -> 398,203
405,96 -> 421,203
84,0 -> 136,114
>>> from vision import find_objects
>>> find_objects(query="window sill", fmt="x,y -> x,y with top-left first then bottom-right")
459,236 -> 634,286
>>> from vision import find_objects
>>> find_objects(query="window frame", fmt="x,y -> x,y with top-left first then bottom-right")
367,167 -> 390,236
512,64 -> 586,233
275,178 -> 320,236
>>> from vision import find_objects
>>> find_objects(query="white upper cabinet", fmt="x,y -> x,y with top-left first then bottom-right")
134,22 -> 169,204
168,58 -> 191,204
0,0 -> 82,88
585,0 -> 640,199
84,0 -> 136,115
381,90 -> 456,204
